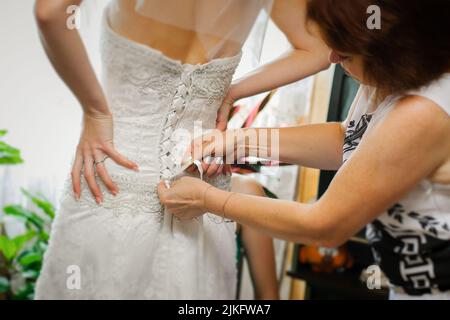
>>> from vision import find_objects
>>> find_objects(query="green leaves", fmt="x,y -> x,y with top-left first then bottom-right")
0,275 -> 35,300
12,283 -> 35,300
0,236 -> 16,262
21,189 -> 55,220
3,205 -> 45,231
3,190 -> 54,246
0,276 -> 10,294
3,190 -> 55,229
0,231 -> 35,262
21,269 -> 40,280
0,130 -> 23,165
0,131 -> 51,299
18,251 -> 43,268
0,204 -> 48,299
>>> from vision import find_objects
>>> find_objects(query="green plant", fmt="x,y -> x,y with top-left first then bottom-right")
0,189 -> 54,300
0,130 -> 23,165
0,130 -> 53,300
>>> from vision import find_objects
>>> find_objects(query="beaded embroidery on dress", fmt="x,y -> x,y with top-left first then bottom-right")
35,7 -> 241,299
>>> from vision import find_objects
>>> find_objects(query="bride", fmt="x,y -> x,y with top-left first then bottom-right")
33,0 -> 329,299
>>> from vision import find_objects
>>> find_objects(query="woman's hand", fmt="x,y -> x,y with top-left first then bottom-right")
72,112 -> 139,203
157,176 -> 212,220
215,87 -> 237,131
183,129 -> 248,178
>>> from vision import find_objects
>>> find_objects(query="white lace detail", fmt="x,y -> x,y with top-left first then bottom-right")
100,18 -> 242,105
62,173 -> 163,218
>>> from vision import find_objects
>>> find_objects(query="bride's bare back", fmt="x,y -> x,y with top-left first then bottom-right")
108,0 -> 248,64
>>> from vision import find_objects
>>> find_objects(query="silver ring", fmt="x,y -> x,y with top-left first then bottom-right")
94,156 -> 109,166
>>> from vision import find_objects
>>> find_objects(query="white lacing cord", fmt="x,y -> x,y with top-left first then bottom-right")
193,159 -> 203,180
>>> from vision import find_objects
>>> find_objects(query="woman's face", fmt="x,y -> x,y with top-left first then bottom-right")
329,50 -> 366,84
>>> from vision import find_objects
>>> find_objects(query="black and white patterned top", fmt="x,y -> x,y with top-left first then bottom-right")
343,74 -> 450,296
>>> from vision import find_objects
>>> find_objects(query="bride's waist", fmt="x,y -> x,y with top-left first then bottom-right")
62,170 -> 230,216
112,117 -> 216,130
112,120 -> 216,155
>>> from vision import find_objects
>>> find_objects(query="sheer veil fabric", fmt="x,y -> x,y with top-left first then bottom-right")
107,0 -> 273,62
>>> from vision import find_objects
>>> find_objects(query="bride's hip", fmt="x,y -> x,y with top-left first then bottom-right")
60,171 -> 164,217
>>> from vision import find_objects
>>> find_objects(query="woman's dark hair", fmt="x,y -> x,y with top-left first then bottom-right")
307,0 -> 450,96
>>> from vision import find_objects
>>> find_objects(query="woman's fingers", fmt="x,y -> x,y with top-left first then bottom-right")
83,154 -> 103,204
205,157 -> 222,177
221,164 -> 232,177
103,144 -> 139,171
216,102 -> 232,131
213,163 -> 224,178
157,177 -> 207,221
185,134 -> 218,164
201,156 -> 212,174
71,150 -> 83,200
185,136 -> 207,164
93,152 -> 119,196
183,131 -> 232,176
157,180 -> 169,202
157,181 -> 182,218
187,164 -> 197,174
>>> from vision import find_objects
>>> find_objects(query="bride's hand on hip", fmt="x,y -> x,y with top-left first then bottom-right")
72,112 -> 139,204
157,177 -> 210,220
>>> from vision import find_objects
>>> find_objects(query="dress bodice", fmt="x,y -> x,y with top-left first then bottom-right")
64,8 -> 241,218
101,9 -> 242,179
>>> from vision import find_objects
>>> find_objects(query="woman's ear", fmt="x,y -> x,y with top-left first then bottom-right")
329,50 -> 343,64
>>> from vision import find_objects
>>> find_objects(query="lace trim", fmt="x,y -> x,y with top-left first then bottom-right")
62,174 -> 163,219
101,34 -> 241,101
100,11 -> 242,103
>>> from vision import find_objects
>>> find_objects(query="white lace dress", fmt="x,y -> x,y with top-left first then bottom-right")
35,10 -> 241,300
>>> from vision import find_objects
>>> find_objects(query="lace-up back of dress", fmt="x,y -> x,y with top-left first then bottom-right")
63,6 -> 241,217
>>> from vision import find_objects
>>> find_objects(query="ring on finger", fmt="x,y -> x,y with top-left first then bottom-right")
94,155 -> 109,166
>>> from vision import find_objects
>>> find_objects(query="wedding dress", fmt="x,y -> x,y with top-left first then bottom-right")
34,6 -> 244,299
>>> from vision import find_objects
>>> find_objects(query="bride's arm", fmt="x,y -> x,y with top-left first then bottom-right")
35,0 -> 138,203
216,0 -> 330,130
34,0 -> 107,115
231,0 -> 330,100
